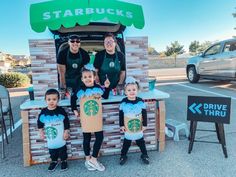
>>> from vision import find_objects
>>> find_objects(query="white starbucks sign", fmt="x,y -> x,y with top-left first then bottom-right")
43,8 -> 133,20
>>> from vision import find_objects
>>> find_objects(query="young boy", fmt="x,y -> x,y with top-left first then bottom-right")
119,77 -> 149,165
37,89 -> 70,172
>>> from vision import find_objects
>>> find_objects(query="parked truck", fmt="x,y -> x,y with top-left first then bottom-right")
186,38 -> 236,83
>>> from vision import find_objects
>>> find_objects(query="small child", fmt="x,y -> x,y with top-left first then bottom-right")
37,89 -> 70,172
71,64 -> 110,171
119,76 -> 149,165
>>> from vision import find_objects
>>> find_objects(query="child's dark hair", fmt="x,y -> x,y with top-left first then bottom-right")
45,89 -> 60,100
81,67 -> 96,76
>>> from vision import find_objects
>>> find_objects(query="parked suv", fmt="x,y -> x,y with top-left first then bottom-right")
186,38 -> 236,83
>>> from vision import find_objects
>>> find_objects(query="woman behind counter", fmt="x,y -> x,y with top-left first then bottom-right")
94,33 -> 126,89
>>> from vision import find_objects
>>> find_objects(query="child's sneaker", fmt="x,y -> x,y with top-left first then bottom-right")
48,161 -> 58,172
85,161 -> 96,171
141,154 -> 149,164
61,161 -> 68,171
119,155 -> 127,165
87,160 -> 105,171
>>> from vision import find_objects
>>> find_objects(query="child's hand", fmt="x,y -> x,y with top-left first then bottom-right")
40,131 -> 45,139
142,126 -> 147,131
94,94 -> 101,99
74,110 -> 79,119
120,126 -> 126,133
63,130 -> 69,140
104,77 -> 110,88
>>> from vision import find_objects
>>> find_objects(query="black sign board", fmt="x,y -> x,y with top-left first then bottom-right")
187,96 -> 231,124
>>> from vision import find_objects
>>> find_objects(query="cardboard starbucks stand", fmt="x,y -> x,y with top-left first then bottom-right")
20,0 -> 170,166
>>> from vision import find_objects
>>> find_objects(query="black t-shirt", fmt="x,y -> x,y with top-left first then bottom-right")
94,50 -> 126,71
37,106 -> 70,130
119,97 -> 147,127
57,47 -> 90,66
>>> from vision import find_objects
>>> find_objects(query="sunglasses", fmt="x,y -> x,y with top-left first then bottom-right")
104,40 -> 115,45
70,40 -> 80,43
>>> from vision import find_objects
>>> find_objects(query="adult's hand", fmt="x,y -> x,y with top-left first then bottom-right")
104,78 -> 110,88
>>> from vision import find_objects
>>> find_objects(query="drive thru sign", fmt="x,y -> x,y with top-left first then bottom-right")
187,96 -> 231,124
187,96 -> 231,158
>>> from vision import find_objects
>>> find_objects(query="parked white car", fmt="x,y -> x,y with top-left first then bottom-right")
186,38 -> 236,83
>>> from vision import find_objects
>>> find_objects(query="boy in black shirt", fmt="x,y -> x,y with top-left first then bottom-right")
37,89 -> 70,172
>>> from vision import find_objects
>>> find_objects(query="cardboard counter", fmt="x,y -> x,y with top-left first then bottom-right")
20,89 -> 169,166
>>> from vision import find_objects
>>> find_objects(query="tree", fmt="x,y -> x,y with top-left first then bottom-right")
198,41 -> 212,53
165,41 -> 185,56
148,46 -> 158,55
189,40 -> 200,55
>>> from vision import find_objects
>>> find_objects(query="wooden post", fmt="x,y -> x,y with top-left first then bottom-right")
157,100 -> 166,152
21,111 -> 31,167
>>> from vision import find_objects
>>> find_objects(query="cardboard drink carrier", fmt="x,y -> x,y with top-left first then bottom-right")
80,95 -> 103,132
124,114 -> 142,133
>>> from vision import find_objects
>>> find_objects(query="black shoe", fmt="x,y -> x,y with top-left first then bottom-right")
61,161 -> 68,171
119,155 -> 127,165
141,154 -> 149,164
48,161 -> 58,172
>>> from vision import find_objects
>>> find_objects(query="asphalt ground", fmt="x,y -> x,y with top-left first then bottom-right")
1,68 -> 236,177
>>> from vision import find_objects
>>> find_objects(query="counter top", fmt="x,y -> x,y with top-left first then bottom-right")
20,89 -> 170,110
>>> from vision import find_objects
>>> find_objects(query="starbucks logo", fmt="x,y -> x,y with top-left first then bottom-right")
84,100 -> 99,116
127,119 -> 141,132
109,61 -> 115,68
72,63 -> 78,69
45,127 -> 58,140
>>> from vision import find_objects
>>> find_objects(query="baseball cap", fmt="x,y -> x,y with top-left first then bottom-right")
69,34 -> 81,41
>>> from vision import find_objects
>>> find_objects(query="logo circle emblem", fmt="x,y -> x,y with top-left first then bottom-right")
109,61 -> 115,68
72,63 -> 78,69
84,100 -> 99,116
45,127 -> 58,140
127,119 -> 141,132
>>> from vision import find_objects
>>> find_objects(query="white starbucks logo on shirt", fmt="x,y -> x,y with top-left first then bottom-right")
109,61 -> 115,68
72,63 -> 78,69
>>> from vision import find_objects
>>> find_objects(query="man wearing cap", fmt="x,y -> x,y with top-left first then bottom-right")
57,35 -> 90,92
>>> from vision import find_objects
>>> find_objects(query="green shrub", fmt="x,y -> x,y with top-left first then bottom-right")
0,72 -> 30,88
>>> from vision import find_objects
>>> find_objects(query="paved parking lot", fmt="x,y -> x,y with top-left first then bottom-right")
1,68 -> 236,177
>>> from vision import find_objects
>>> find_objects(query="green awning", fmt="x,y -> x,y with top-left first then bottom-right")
30,0 -> 145,33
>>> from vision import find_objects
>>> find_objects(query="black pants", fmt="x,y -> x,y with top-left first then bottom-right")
49,145 -> 68,161
83,131 -> 104,158
121,137 -> 148,156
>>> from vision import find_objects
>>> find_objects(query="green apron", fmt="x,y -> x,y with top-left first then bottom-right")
99,52 -> 121,89
65,49 -> 83,91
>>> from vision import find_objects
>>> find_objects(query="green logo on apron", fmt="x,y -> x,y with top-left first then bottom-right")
72,63 -> 78,69
45,127 -> 58,140
109,61 -> 115,68
128,119 -> 141,132
84,100 -> 99,116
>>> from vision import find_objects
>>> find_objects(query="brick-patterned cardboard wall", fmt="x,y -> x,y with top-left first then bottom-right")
29,37 -> 149,97
28,101 -> 157,164
125,37 -> 149,91
29,39 -> 58,99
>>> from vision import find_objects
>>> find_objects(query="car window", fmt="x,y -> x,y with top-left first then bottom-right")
204,44 -> 221,56
223,42 -> 236,52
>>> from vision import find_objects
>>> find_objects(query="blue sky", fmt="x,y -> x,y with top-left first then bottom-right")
0,0 -> 235,55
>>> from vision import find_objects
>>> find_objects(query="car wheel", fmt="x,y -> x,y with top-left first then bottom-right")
187,67 -> 200,83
